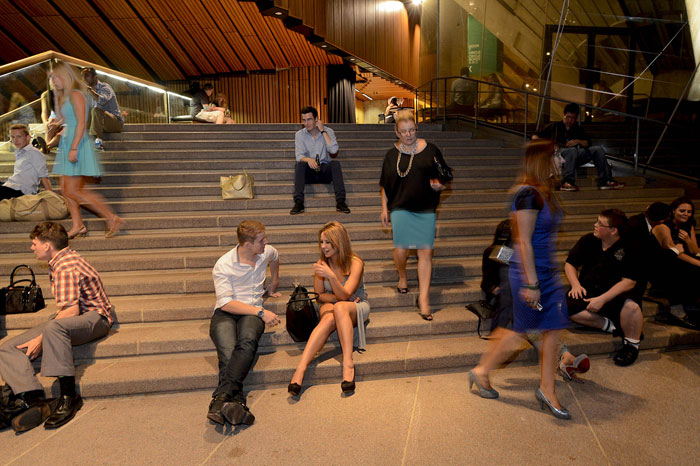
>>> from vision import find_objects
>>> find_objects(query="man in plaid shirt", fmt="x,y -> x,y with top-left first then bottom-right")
0,222 -> 113,432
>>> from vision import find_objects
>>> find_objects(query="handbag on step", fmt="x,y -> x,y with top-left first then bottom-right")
285,284 -> 320,342
220,171 -> 254,199
0,265 -> 46,315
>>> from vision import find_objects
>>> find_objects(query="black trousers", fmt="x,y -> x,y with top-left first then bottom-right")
293,160 -> 346,203
0,185 -> 23,201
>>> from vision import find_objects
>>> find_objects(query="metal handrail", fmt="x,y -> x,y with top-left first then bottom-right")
415,75 -> 698,180
0,50 -> 166,91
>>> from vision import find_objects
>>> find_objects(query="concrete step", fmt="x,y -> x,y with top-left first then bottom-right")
2,306 -> 480,358
0,186 -> 671,217
105,130 -> 475,142
1,282 -> 480,330
11,318 -> 699,398
0,206 -> 687,251
10,256 -> 488,298
102,138 -> 481,151
0,232 -> 591,277
118,123 -> 446,132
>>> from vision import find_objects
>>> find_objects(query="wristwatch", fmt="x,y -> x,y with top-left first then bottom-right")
257,309 -> 265,319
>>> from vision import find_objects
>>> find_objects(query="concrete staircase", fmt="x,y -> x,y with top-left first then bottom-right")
1,123 -> 698,398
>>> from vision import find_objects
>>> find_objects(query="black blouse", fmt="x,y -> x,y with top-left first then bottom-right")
379,142 -> 442,213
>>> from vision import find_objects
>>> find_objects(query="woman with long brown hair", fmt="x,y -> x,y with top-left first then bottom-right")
49,61 -> 124,238
469,139 -> 572,420
288,221 -> 370,397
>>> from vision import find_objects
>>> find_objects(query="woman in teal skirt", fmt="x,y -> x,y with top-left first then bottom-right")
379,111 -> 449,320
50,62 -> 124,238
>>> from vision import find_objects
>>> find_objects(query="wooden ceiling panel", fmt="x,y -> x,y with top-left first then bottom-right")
0,29 -> 27,64
86,0 -> 183,79
11,0 -> 110,67
0,8 -> 59,55
220,0 -> 274,70
128,0 -> 200,77
200,0 -> 259,70
1,0 -> 351,81
265,16 -> 304,68
53,0 -> 163,79
239,1 -> 289,68
145,0 -> 218,75
173,0 -> 238,72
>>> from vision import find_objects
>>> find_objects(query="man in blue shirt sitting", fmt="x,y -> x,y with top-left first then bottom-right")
81,67 -> 124,151
291,106 -> 350,214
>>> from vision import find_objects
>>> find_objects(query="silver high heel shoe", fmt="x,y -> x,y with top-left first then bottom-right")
535,388 -> 571,420
468,370 -> 499,399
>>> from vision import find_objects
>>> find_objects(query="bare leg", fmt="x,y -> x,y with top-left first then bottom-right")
473,327 -> 525,389
620,299 -> 643,339
539,329 -> 563,409
215,112 -> 224,124
333,301 -> 358,381
569,310 -> 606,330
416,248 -> 433,315
393,247 -> 408,290
72,177 -> 121,232
60,176 -> 84,233
290,307 -> 336,386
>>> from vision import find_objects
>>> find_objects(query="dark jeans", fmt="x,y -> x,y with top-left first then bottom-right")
0,185 -> 24,201
560,145 -> 611,186
293,160 -> 346,203
209,309 -> 265,403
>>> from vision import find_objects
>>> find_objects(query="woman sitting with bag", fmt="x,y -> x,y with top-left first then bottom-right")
288,221 -> 370,397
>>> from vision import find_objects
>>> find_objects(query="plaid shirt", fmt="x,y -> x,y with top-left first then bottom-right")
48,247 -> 113,325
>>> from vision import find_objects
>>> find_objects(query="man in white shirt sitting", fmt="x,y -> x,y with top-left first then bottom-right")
207,220 -> 281,427
1,124 -> 52,201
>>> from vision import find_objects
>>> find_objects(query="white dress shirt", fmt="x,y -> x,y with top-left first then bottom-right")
3,144 -> 49,195
212,244 -> 279,311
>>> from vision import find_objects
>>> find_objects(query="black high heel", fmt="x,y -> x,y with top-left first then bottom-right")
341,366 -> 355,394
341,378 -> 355,394
287,383 -> 301,397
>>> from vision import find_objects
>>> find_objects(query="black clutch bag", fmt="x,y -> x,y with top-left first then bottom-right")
285,284 -> 320,342
1,265 -> 46,315
433,153 -> 453,185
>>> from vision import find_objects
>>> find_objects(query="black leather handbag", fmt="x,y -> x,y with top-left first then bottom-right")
433,152 -> 453,185
285,284 -> 319,342
0,265 -> 46,315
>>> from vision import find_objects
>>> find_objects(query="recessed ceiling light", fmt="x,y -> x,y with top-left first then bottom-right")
274,11 -> 283,16
321,44 -> 327,48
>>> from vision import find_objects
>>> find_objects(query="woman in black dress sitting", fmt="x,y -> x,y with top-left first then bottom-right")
652,197 -> 700,323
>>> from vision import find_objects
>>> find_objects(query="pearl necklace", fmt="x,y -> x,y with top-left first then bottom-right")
396,142 -> 417,178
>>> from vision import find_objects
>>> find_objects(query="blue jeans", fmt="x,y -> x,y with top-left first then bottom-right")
209,309 -> 264,403
560,145 -> 611,186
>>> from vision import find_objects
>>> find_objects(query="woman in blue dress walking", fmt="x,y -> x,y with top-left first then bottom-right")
49,61 -> 124,239
469,139 -> 572,420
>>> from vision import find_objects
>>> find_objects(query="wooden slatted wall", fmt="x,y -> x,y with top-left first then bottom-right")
166,65 -> 329,123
